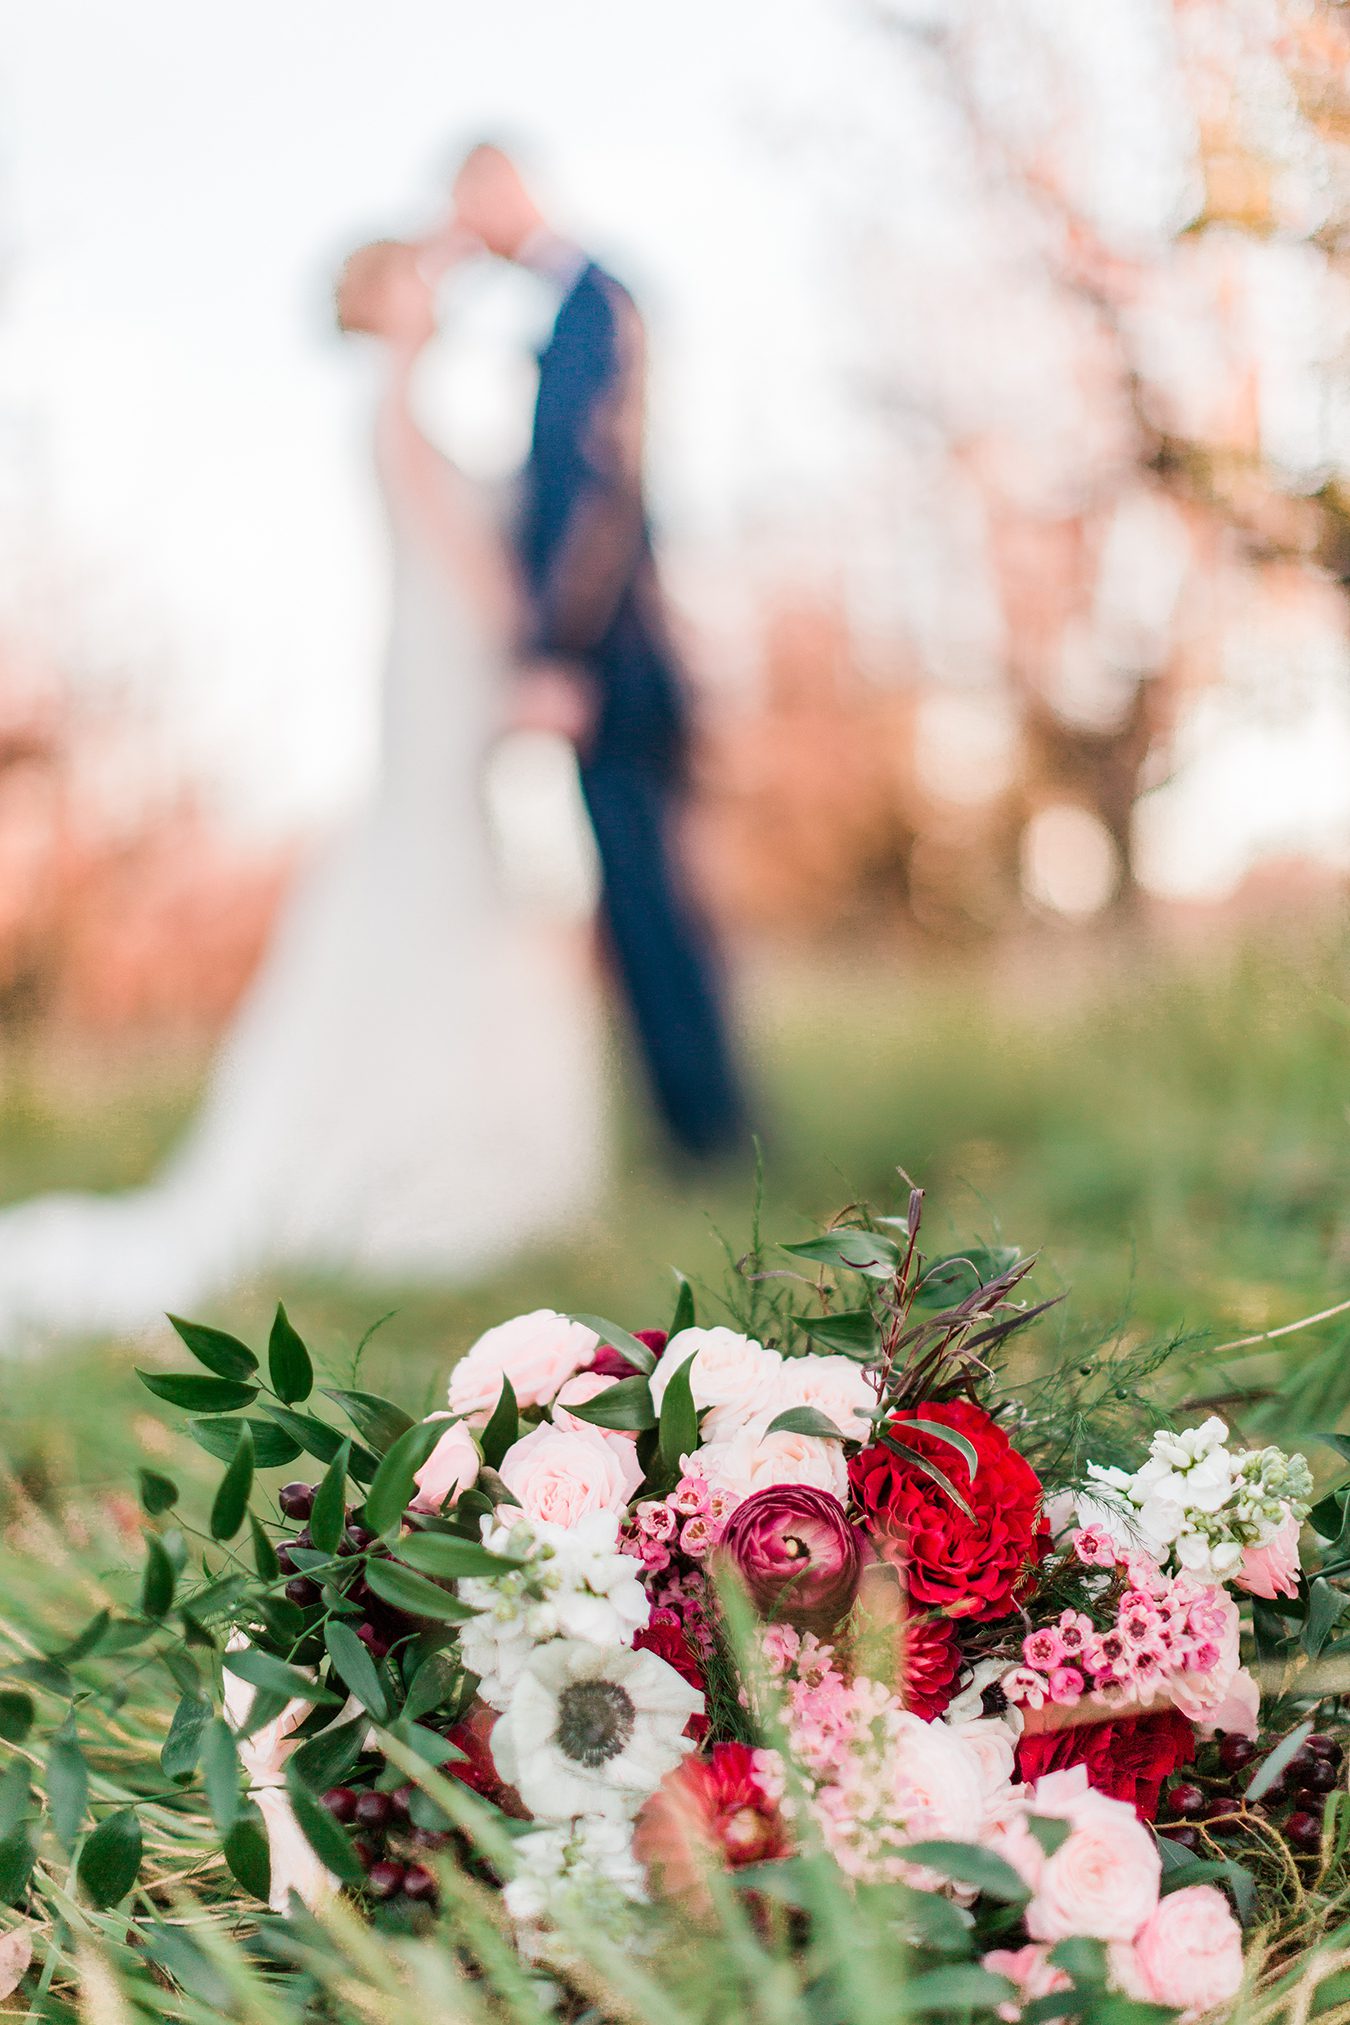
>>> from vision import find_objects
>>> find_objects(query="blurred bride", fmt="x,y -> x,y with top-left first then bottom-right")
0,240 -> 605,1344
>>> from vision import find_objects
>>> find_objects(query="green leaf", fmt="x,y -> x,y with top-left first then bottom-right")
781,1230 -> 900,1279
901,1967 -> 1018,2013
46,1726 -> 89,1848
364,1557 -> 475,1623
249,1514 -> 280,1582
564,1376 -> 656,1432
1026,1814 -> 1071,1858
268,1302 -> 313,1404
138,1370 -> 258,1414
881,1433 -> 976,1522
0,1692 -> 33,1745
363,1417 -> 449,1537
0,1826 -> 34,1907
324,1621 -> 391,1724
322,1387 -> 414,1454
283,1765 -> 366,1888
800,1309 -> 878,1357
1047,1935 -> 1108,1985
223,1809 -> 272,1902
895,1839 -> 1029,1903
200,1717 -> 241,1834
0,1762 -> 29,1839
209,1419 -> 254,1542
260,1403 -> 379,1481
911,1247 -> 1021,1310
765,1406 -> 848,1440
308,1440 -> 351,1555
905,1418 -> 980,1481
137,1468 -> 179,1515
571,1315 -> 656,1375
397,1533 -> 524,1580
479,1378 -> 519,1471
1303,1577 -> 1345,1659
1158,1851 -> 1256,1923
404,1651 -> 459,1726
52,1608 -> 112,1664
659,1354 -> 699,1472
223,1645 -> 336,1707
1247,1719 -> 1316,1802
668,1273 -> 695,1339
160,1695 -> 212,1782
290,1713 -> 368,1794
167,1314 -> 258,1380
78,1807 -> 142,1908
189,1415 -> 302,1470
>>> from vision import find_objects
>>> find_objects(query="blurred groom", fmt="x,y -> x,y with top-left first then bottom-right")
447,143 -> 748,1162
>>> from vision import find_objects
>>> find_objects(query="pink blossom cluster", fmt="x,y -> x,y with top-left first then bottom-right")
630,1475 -> 739,1573
756,1627 -> 991,1884
983,1768 -> 1243,2018
1008,1554 -> 1238,1711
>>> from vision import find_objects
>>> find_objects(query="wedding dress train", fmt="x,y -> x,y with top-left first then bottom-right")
0,470 -> 606,1345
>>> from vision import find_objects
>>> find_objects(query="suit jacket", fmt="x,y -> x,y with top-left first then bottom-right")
518,260 -> 689,778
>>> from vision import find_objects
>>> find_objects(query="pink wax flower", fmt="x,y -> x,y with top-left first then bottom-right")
707,1486 -> 740,1526
1056,1611 -> 1094,1657
671,1476 -> 711,1518
1237,1512 -> 1301,1601
1023,1627 -> 1065,1670
720,1485 -> 862,1635
641,1539 -> 672,1572
1002,1666 -> 1050,1711
1048,1666 -> 1086,1704
1118,1593 -> 1163,1647
637,1500 -> 678,1542
1072,1526 -> 1119,1568
680,1516 -> 716,1559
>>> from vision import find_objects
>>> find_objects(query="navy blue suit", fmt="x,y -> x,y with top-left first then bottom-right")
518,259 -> 747,1158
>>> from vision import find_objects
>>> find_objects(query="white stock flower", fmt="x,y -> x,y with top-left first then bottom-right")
504,1816 -> 647,1963
493,1640 -> 702,1822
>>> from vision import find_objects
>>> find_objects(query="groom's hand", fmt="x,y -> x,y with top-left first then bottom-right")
511,660 -> 597,750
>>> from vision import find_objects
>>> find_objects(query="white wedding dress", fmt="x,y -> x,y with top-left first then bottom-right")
0,445 -> 606,1346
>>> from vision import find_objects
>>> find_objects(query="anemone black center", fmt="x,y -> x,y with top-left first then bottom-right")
556,1679 -> 637,1767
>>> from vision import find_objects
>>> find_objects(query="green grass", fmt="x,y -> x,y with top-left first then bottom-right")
0,930 -> 1346,1513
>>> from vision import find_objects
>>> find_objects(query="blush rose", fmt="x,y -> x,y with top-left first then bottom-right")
410,1414 -> 481,1514
498,1422 -> 642,1526
448,1310 -> 599,1418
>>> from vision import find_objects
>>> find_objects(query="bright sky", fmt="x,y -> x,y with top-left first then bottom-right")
0,0 -> 848,827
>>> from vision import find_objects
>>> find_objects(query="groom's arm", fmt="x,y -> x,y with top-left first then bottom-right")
531,278 -> 650,660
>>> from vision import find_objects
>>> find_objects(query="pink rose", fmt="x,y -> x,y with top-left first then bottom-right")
1237,1512 -> 1301,1601
498,1421 -> 641,1526
775,1353 -> 878,1441
1022,1770 -> 1162,1943
448,1309 -> 599,1418
719,1485 -> 862,1634
688,1427 -> 849,1503
983,1946 -> 1071,2021
649,1327 -> 783,1440
410,1414 -> 480,1514
1131,1885 -> 1245,2013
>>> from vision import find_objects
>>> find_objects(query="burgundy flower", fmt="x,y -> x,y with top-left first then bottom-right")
849,1400 -> 1042,1621
592,1328 -> 668,1379
899,1612 -> 962,1719
1016,1709 -> 1196,1820
443,1703 -> 527,1817
635,1741 -> 788,1907
720,1485 -> 863,1634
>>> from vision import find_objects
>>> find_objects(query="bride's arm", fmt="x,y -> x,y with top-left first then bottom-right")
374,347 -> 521,641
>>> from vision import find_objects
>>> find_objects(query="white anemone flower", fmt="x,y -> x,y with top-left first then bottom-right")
493,1639 -> 702,1822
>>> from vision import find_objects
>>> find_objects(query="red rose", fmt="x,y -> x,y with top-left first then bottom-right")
899,1612 -> 962,1719
849,1400 -> 1042,1621
1015,1710 -> 1196,1820
635,1614 -> 709,1740
592,1328 -> 668,1379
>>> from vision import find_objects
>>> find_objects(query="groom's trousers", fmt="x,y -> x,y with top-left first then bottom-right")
579,758 -> 748,1162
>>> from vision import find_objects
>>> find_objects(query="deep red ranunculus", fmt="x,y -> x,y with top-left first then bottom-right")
635,1613 -> 709,1740
899,1611 -> 962,1719
592,1328 -> 668,1379
1015,1709 -> 1197,1820
849,1400 -> 1042,1621
635,1741 -> 789,1906
721,1485 -> 863,1634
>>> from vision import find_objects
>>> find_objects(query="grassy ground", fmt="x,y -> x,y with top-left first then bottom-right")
0,927 -> 1346,1517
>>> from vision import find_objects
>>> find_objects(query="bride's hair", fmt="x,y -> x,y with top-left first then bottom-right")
335,240 -> 411,336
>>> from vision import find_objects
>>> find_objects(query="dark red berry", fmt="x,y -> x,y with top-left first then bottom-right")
279,1482 -> 316,1520
351,1837 -> 376,1872
292,1528 -> 313,1554
1165,1823 -> 1201,1852
1204,1798 -> 1242,1837
320,1786 -> 358,1824
391,1784 -> 415,1821
366,1860 -> 405,1900
413,1827 -> 451,1851
401,1863 -> 437,1903
276,1543 -> 298,1576
344,1523 -> 376,1554
1287,1810 -> 1323,1854
356,1623 -> 389,1659
1309,1734 -> 1343,1766
1165,1783 -> 1206,1819
353,1790 -> 393,1832
285,1576 -> 321,1609
1218,1735 -> 1257,1773
1300,1757 -> 1338,1794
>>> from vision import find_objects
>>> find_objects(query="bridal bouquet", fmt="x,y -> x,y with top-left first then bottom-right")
4,1191 -> 1347,2022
